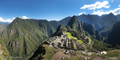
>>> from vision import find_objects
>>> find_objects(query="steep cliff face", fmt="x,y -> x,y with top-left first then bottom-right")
68,16 -> 84,33
1,17 -> 59,59
81,22 -> 102,40
108,21 -> 120,47
67,16 -> 102,40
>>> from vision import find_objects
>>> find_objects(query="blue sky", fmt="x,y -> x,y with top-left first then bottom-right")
0,0 -> 120,22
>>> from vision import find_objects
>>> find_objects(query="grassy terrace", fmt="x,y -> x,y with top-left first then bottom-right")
65,32 -> 83,44
42,44 -> 55,60
88,37 -> 91,45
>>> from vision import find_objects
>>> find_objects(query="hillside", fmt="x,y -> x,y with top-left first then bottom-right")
108,21 -> 120,47
30,16 -> 110,60
1,17 -> 60,59
0,24 -> 6,34
0,14 -> 118,60
58,13 -> 119,38
0,38 -> 11,60
77,14 -> 100,29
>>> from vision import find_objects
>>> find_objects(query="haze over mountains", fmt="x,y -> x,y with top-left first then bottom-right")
0,13 -> 120,60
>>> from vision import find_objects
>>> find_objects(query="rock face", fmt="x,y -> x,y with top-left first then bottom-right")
68,16 -> 84,33
108,21 -> 120,47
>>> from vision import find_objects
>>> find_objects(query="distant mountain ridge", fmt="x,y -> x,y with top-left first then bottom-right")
0,13 -> 119,59
59,13 -> 120,38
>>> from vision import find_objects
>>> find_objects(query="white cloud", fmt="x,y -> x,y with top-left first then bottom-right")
119,5 -> 120,7
92,7 -> 120,16
80,1 -> 110,10
79,12 -> 86,15
92,10 -> 109,16
0,16 -> 29,23
22,16 -> 29,19
0,17 -> 15,22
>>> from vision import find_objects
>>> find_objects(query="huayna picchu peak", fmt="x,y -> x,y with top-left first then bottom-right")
68,16 -> 84,33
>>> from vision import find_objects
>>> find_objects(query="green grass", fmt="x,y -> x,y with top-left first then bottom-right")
0,54 -> 7,60
73,43 -> 77,49
43,44 -> 55,54
101,50 -> 119,57
1,18 -> 59,59
77,40 -> 83,44
63,56 -> 83,60
91,38 -> 110,51
0,38 -> 11,60
88,37 -> 91,45
42,44 -> 55,60
65,32 -> 77,40
65,32 -> 83,44
43,53 -> 55,60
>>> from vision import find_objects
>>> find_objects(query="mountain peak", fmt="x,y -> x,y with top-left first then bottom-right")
68,15 -> 80,26
56,24 -> 64,31
72,15 -> 79,20
15,17 -> 22,20
108,13 -> 114,16
67,16 -> 84,32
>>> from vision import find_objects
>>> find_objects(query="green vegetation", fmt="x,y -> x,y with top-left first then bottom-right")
101,50 -> 119,57
0,38 -> 11,60
65,32 -> 83,44
1,18 -> 59,59
63,56 -> 83,60
30,44 -> 56,60
41,44 -> 55,60
42,53 -> 55,60
42,44 -> 55,54
91,38 -> 110,51
0,54 -> 7,60
88,37 -> 91,45
73,43 -> 77,49
0,24 -> 6,34
65,32 -> 77,40
77,40 -> 83,44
